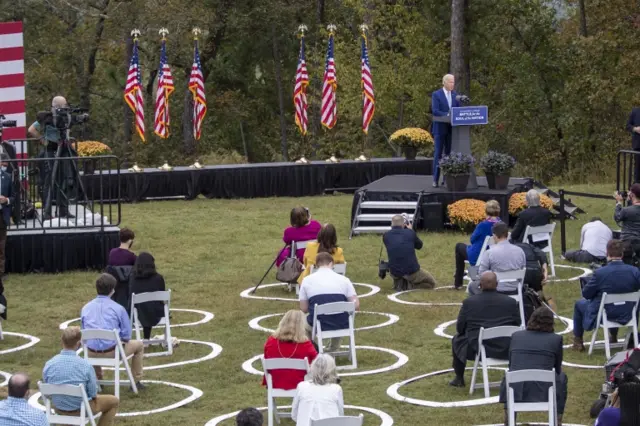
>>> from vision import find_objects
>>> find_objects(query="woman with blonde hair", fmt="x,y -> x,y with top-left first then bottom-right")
262,310 -> 318,390
292,354 -> 344,426
297,223 -> 345,284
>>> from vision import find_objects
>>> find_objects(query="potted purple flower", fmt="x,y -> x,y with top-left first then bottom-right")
480,151 -> 516,190
439,152 -> 475,191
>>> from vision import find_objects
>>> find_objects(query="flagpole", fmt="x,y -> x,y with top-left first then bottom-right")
131,29 -> 141,167
160,28 -> 169,138
360,24 -> 368,159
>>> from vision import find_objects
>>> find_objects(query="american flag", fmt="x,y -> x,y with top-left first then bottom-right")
188,41 -> 207,140
124,38 -> 145,142
154,39 -> 174,138
320,33 -> 337,129
361,35 -> 375,134
293,36 -> 309,135
0,21 -> 27,159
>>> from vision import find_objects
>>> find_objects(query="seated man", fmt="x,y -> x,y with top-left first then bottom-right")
510,189 -> 553,245
572,239 -> 640,351
564,217 -> 612,264
471,222 -> 526,295
383,214 -> 436,291
43,327 -> 119,426
299,252 -> 360,352
0,373 -> 49,426
450,271 -> 521,387
512,240 -> 556,312
81,273 -> 145,388
236,407 -> 264,426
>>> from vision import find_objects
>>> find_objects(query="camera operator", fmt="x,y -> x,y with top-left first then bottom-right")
0,122 -> 19,226
614,184 -> 640,262
382,215 -> 436,291
27,96 -> 78,219
0,154 -> 14,277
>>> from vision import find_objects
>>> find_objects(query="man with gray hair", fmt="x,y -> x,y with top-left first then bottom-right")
510,189 -> 552,244
431,74 -> 460,187
383,214 -> 436,291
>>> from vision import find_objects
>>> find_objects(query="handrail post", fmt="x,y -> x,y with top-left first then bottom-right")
559,189 -> 566,255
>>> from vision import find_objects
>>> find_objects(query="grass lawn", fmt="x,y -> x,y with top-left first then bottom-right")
0,182 -> 620,425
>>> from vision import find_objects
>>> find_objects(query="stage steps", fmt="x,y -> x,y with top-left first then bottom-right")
532,180 -> 584,218
349,193 -> 422,238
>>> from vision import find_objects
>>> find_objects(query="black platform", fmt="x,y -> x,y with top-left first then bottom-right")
351,175 -> 533,229
81,157 -> 432,202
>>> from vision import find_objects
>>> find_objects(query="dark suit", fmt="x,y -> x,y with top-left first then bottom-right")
0,170 -> 13,275
129,272 -> 166,339
499,330 -> 568,414
626,107 -> 640,182
1,142 -> 19,226
451,290 -> 521,378
106,265 -> 133,314
431,88 -> 460,183
510,206 -> 553,245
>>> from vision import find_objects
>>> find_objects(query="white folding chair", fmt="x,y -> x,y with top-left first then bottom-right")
466,236 -> 494,278
130,290 -> 172,357
506,369 -> 558,426
589,291 -> 640,358
262,357 -> 310,426
469,325 -> 522,398
312,301 -> 357,369
495,269 -> 527,326
523,223 -> 556,276
38,381 -> 102,426
311,414 -> 364,426
301,263 -> 347,296
0,304 -> 5,340
80,329 -> 138,399
289,240 -> 317,293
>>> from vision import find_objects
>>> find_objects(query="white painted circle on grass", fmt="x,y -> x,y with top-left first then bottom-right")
561,341 -> 611,370
434,315 -> 573,339
0,371 -> 11,387
242,345 -> 408,377
386,367 -> 506,407
248,311 -> 399,333
204,404 -> 393,426
0,332 -> 40,355
102,339 -> 222,371
387,289 -> 462,307
29,380 -> 202,417
548,264 -> 591,283
59,308 -> 214,330
240,282 -> 380,302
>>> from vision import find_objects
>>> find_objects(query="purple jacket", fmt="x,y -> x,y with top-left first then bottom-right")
276,220 -> 322,266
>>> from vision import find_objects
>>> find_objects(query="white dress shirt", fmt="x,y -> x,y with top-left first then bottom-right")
444,89 -> 452,109
292,381 -> 344,426
581,220 -> 613,257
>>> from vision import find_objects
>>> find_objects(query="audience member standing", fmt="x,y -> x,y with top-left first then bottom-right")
299,253 -> 359,353
277,207 -> 322,267
510,189 -> 552,244
454,200 -> 501,289
449,272 -> 521,388
129,252 -> 166,340
108,228 -> 136,267
499,307 -> 567,426
298,223 -> 345,284
43,327 -> 119,426
106,228 -> 137,313
572,240 -> 640,351
626,106 -> 640,183
0,373 -> 49,426
263,310 -> 318,390
564,217 -> 612,264
383,215 -> 436,291
81,273 -> 145,387
292,354 -> 344,426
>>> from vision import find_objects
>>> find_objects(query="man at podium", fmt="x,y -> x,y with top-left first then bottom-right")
431,74 -> 460,187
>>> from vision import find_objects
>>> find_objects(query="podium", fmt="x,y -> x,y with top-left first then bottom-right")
432,105 -> 488,190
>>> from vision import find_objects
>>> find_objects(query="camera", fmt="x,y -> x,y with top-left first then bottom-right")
0,115 -> 17,128
618,190 -> 628,200
36,106 -> 89,132
378,259 -> 389,279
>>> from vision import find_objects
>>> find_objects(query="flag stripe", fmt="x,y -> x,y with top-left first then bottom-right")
320,34 -> 337,129
0,22 -> 22,36
0,100 -> 25,114
0,22 -> 26,154
0,33 -> 23,49
0,60 -> 23,76
0,73 -> 24,88
0,47 -> 23,62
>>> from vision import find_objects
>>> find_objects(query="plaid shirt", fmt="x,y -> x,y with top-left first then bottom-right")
43,349 -> 97,411
0,396 -> 49,425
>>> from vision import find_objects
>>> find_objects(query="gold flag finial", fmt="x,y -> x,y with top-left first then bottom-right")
327,24 -> 337,35
159,28 -> 169,40
130,28 -> 141,41
192,27 -> 202,40
297,24 -> 308,38
359,24 -> 369,35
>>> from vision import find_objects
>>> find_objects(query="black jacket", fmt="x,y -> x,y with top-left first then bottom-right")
513,242 -> 547,291
106,265 -> 133,314
627,107 -> 640,149
510,206 -> 553,244
129,272 -> 166,328
452,290 -> 521,363
383,226 -> 423,277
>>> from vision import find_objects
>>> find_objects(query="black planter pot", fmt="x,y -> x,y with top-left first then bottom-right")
82,159 -> 96,175
486,173 -> 510,190
445,174 -> 470,191
403,146 -> 417,160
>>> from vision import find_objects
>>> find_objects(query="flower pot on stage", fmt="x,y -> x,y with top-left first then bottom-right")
403,146 -> 417,160
82,159 -> 96,175
445,174 -> 470,191
485,173 -> 510,190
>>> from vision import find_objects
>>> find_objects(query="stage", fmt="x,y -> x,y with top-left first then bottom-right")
351,175 -> 533,232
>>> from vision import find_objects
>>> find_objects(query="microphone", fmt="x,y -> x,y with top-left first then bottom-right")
455,94 -> 471,104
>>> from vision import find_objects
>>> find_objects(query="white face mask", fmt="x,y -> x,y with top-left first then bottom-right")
1,166 -> 6,173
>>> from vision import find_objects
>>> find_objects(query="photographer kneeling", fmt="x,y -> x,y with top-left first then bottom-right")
382,215 -> 436,291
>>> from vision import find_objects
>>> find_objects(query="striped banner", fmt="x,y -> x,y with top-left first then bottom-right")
0,21 -> 26,158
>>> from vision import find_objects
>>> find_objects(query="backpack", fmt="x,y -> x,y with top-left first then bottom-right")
522,286 -> 543,324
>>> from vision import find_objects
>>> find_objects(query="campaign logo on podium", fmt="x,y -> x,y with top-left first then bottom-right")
451,106 -> 488,127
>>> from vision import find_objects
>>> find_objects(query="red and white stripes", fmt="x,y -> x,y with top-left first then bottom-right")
0,21 -> 26,157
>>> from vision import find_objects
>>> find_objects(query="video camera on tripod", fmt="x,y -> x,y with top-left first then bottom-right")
0,114 -> 17,129
36,106 -> 89,135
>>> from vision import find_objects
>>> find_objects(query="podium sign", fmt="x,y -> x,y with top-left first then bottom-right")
451,106 -> 488,127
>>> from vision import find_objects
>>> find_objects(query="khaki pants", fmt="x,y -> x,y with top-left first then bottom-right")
392,268 -> 436,290
305,323 -> 341,352
89,340 -> 144,382
56,394 -> 119,426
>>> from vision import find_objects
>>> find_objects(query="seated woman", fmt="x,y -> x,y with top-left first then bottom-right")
454,200 -> 501,289
129,252 -> 166,340
499,307 -> 568,425
595,371 -> 640,426
263,310 -> 318,390
276,207 -> 321,267
297,223 -> 345,284
108,228 -> 137,266
292,354 -> 343,426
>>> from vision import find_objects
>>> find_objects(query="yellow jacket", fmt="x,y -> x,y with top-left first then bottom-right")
297,242 -> 345,284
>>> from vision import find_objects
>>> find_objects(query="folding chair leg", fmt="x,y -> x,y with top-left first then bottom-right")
481,360 -> 490,398
508,405 -> 516,426
604,326 -> 611,359
166,322 -> 173,356
114,364 -> 120,400
349,334 -> 357,369
588,326 -> 598,356
273,397 -> 281,425
267,396 -> 274,426
549,248 -> 556,277
469,354 -> 479,395
120,347 -> 138,395
634,323 -> 639,349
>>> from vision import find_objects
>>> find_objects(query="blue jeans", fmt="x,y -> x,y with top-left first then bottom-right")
573,299 -> 590,338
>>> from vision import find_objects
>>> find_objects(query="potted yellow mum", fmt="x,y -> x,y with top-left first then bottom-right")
76,141 -> 112,174
390,128 -> 434,160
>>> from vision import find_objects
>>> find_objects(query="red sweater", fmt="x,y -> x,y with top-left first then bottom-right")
262,336 -> 318,390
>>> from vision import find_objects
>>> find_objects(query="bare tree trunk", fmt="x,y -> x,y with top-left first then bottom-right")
578,0 -> 588,36
317,0 -> 325,24
450,0 -> 470,95
272,25 -> 288,161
